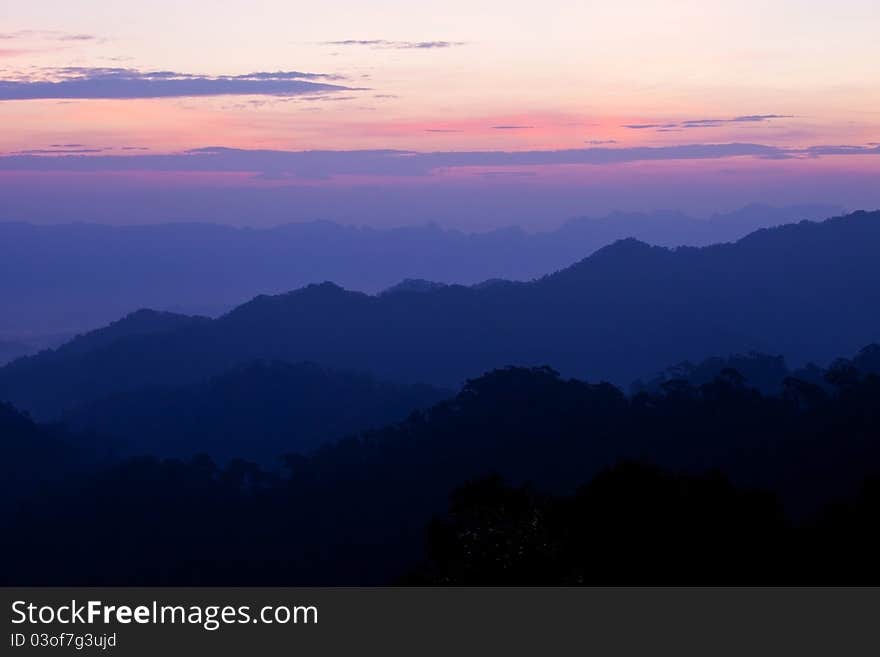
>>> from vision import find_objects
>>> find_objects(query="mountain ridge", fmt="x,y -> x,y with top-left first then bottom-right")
1,209 -> 877,420
0,203 -> 844,337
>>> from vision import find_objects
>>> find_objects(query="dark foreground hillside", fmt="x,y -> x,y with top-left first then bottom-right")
0,401 -> 108,511
63,360 -> 449,463
1,345 -> 879,585
409,464 -> 880,584
2,210 -> 878,420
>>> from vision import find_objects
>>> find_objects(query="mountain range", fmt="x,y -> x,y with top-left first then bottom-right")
0,203 -> 840,339
1,209 -> 877,422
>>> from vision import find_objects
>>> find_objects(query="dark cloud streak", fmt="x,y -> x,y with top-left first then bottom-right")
625,115 -> 794,131
15,148 -> 106,154
0,68 -> 352,101
321,39 -> 465,49
0,30 -> 97,42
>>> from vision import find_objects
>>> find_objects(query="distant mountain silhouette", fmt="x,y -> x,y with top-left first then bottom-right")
0,340 -> 31,367
1,210 -> 877,420
53,308 -> 210,356
0,332 -> 76,366
381,279 -> 449,295
0,203 -> 840,337
63,360 -> 450,463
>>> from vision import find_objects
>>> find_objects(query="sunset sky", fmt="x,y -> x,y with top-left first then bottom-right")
2,1 -> 879,228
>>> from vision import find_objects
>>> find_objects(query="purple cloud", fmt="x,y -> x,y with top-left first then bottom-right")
321,39 -> 465,49
733,114 -> 794,122
15,148 -> 106,154
480,171 -> 538,178
623,123 -> 679,130
0,30 -> 97,42
0,68 -> 353,101
625,115 -> 793,131
680,114 -> 794,128
803,144 -> 880,157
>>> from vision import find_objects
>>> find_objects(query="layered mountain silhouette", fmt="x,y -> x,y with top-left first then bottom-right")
0,212 -> 880,418
63,360 -> 449,463
1,210 -> 877,420
0,203 -> 839,337
0,333 -> 75,366
0,340 -> 31,367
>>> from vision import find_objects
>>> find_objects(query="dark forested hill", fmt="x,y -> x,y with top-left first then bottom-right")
0,340 -> 31,367
0,402 -> 106,510
3,350 -> 879,585
0,204 -> 839,337
1,210 -> 878,420
62,360 -> 450,463
54,308 -> 211,355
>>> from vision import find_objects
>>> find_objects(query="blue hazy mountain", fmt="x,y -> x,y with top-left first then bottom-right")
0,341 -> 32,367
0,203 -> 840,338
0,210 -> 877,421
